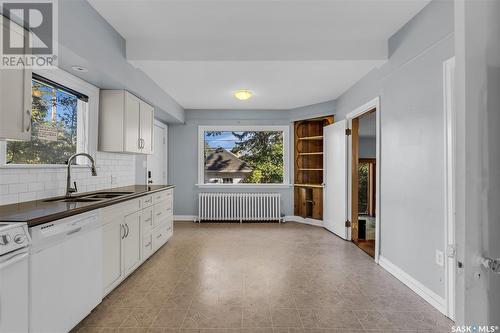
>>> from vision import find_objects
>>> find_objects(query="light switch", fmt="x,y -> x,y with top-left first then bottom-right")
435,250 -> 444,267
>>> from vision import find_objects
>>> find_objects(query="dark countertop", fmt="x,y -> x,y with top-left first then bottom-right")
0,185 -> 175,227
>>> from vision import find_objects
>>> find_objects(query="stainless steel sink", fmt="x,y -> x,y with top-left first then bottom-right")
43,191 -> 133,203
85,192 -> 133,199
44,197 -> 104,203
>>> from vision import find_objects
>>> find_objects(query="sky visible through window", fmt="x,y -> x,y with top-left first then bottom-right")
204,131 -> 245,150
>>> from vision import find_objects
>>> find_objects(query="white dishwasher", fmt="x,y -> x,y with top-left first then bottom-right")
29,211 -> 102,333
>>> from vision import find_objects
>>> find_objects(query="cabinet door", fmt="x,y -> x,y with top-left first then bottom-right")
312,188 -> 323,220
0,18 -> 32,141
294,187 -> 307,218
103,221 -> 123,293
139,101 -> 154,154
123,212 -> 141,275
124,92 -> 141,153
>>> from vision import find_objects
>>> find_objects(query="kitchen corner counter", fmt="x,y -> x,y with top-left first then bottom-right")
0,185 -> 175,227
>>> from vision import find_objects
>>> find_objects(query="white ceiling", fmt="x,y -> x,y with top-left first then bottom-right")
89,0 -> 430,110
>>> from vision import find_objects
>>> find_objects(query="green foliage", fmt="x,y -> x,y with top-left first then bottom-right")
358,163 -> 369,214
6,80 -> 78,165
230,131 -> 284,184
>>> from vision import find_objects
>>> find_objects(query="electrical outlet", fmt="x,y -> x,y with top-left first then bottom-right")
435,250 -> 444,267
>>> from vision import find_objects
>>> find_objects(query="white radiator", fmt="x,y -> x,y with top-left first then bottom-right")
198,193 -> 281,223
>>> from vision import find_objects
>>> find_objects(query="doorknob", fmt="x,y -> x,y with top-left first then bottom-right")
480,257 -> 500,274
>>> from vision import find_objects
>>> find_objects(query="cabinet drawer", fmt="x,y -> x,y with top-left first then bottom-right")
141,195 -> 153,208
153,202 -> 172,227
141,207 -> 153,232
152,224 -> 169,251
142,233 -> 153,260
152,189 -> 172,205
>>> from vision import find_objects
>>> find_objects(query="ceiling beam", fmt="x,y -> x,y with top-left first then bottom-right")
126,38 -> 388,61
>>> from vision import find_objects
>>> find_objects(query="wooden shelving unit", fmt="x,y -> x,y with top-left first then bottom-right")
294,115 -> 334,220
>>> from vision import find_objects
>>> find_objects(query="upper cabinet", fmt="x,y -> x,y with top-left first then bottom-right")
0,17 -> 32,141
99,90 -> 154,154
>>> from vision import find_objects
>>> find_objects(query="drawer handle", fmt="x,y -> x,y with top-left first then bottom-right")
156,212 -> 162,217
156,233 -> 162,239
145,241 -> 152,247
145,218 -> 152,222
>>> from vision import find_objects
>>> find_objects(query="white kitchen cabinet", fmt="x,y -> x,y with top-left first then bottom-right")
139,100 -> 154,154
102,220 -> 123,293
102,189 -> 173,296
99,90 -> 154,154
0,17 -> 32,141
123,212 -> 141,275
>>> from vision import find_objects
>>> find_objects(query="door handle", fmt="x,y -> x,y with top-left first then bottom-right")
481,257 -> 500,274
125,223 -> 130,238
120,224 -> 125,239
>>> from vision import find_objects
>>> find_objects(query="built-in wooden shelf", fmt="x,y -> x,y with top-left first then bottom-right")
298,135 -> 323,141
294,115 -> 333,220
298,152 -> 323,156
294,183 -> 324,188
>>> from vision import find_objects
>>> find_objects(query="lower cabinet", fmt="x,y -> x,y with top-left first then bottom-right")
102,189 -> 173,296
123,212 -> 141,275
102,220 -> 123,293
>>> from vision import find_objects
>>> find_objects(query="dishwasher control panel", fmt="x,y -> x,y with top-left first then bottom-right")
0,222 -> 30,256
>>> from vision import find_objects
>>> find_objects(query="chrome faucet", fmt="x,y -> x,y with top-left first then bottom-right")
66,153 -> 97,198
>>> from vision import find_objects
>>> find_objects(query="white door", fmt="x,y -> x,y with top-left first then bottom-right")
323,120 -> 348,239
139,101 -> 154,154
147,123 -> 167,184
122,212 -> 141,275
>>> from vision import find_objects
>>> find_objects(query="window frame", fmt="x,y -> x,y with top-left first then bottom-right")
197,125 -> 291,188
0,68 -> 99,169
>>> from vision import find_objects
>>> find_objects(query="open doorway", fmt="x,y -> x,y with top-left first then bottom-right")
351,109 -> 377,258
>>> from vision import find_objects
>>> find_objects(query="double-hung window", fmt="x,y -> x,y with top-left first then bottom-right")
1,69 -> 98,167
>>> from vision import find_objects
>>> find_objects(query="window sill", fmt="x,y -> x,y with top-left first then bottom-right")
196,183 -> 292,189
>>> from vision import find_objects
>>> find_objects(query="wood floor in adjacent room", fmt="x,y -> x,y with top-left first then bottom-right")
73,222 -> 453,333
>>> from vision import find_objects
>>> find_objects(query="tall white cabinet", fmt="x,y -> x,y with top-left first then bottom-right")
0,17 -> 32,141
99,90 -> 154,154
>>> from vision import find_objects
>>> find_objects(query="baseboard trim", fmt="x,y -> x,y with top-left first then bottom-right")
284,215 -> 323,227
174,215 -> 197,222
378,256 -> 446,315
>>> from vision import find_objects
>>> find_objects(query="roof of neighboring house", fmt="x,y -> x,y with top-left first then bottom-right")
205,148 -> 253,173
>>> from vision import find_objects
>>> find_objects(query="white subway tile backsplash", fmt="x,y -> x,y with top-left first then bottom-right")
0,151 -> 136,205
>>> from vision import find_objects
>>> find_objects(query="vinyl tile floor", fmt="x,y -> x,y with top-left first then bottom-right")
73,222 -> 454,333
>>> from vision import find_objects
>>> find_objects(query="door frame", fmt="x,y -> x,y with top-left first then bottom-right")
146,119 -> 168,184
443,57 -> 456,320
346,97 -> 381,263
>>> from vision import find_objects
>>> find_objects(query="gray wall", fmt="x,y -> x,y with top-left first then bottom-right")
169,109 -> 294,216
58,0 -> 184,123
335,0 -> 454,298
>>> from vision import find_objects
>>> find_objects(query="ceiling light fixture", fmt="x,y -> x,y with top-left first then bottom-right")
233,89 -> 253,101
71,66 -> 88,73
